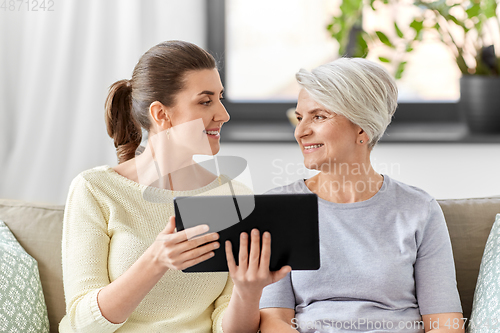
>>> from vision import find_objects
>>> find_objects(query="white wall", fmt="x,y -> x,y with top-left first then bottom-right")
218,142 -> 500,200
0,0 -> 206,204
2,1 -> 499,204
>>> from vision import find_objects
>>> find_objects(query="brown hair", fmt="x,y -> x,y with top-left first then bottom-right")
105,40 -> 217,164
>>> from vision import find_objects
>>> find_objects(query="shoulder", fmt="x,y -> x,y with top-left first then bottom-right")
73,165 -> 112,183
382,176 -> 442,229
68,165 -> 118,197
384,175 -> 435,205
264,179 -> 308,195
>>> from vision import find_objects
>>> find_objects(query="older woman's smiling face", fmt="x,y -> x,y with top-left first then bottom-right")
294,89 -> 362,171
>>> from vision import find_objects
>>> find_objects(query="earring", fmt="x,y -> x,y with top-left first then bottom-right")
360,140 -> 364,143
166,128 -> 170,139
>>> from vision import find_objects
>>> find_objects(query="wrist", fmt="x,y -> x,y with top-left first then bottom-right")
143,245 -> 169,276
232,285 -> 263,305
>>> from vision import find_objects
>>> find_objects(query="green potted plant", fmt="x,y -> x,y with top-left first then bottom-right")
327,0 -> 500,133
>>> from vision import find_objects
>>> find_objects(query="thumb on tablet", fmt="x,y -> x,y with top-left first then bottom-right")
271,265 -> 292,284
161,216 -> 176,235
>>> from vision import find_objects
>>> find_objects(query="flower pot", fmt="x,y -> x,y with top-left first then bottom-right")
460,76 -> 500,133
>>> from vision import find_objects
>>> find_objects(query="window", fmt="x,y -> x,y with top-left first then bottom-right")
206,0 -> 459,126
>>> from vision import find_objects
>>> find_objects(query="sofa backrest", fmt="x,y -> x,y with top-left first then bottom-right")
438,197 -> 500,321
1,196 -> 499,332
0,199 -> 65,333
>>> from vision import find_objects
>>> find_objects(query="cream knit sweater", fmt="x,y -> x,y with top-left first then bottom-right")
59,165 -> 251,333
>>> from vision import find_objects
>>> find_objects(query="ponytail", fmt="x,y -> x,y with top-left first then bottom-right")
105,79 -> 142,164
104,41 -> 217,165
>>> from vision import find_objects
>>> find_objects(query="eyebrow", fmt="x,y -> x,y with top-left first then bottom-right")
198,89 -> 224,96
295,108 -> 328,116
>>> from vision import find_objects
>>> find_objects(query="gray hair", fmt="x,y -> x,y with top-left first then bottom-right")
296,58 -> 398,149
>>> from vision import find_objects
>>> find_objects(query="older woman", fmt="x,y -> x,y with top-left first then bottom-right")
257,58 -> 464,333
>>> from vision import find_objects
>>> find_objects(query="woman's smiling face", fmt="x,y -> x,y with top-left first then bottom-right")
167,68 -> 229,156
294,89 -> 362,171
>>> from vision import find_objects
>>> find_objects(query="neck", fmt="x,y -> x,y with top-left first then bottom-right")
133,141 -> 216,191
306,161 -> 383,204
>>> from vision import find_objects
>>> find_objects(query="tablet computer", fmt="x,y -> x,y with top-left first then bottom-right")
174,193 -> 320,273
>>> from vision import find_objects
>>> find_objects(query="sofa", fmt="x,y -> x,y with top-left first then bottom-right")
1,196 -> 500,333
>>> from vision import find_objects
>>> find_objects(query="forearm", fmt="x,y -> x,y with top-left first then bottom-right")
260,320 -> 297,333
222,286 -> 261,333
426,324 -> 464,333
260,310 -> 297,333
422,313 -> 465,333
97,246 -> 167,324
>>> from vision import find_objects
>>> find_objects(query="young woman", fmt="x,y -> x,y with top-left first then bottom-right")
59,40 -> 289,333
258,58 -> 465,333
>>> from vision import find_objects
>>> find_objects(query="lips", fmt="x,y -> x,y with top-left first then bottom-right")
303,143 -> 324,150
203,128 -> 220,136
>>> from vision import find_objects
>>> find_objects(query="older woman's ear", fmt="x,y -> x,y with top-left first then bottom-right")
356,127 -> 370,146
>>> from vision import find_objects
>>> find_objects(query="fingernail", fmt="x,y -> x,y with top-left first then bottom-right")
252,229 -> 259,235
202,225 -> 209,232
214,242 -> 220,249
213,233 -> 219,240
264,232 -> 270,238
241,233 -> 248,239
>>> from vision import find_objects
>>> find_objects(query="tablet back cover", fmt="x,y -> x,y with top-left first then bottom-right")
174,193 -> 320,272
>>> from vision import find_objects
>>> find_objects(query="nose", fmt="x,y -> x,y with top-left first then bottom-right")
215,101 -> 230,124
294,119 -> 311,141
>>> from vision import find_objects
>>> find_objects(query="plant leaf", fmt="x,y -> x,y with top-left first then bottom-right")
375,31 -> 395,48
482,0 -> 497,18
456,53 -> 469,75
410,19 -> 423,34
394,22 -> 404,38
395,61 -> 408,80
355,32 -> 369,58
379,56 -> 391,63
466,4 -> 480,18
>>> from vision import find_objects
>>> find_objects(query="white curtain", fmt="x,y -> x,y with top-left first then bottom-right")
0,0 -> 206,204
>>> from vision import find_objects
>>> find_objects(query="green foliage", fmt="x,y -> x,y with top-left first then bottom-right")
328,0 -> 500,78
394,22 -> 404,39
326,0 -> 365,57
375,31 -> 395,48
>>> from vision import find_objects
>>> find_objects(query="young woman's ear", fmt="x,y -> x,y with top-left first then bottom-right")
149,101 -> 171,132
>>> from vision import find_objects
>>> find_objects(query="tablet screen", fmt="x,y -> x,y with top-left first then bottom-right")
174,193 -> 320,272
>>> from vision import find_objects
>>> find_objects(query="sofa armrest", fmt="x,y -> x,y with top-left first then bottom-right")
0,199 -> 65,333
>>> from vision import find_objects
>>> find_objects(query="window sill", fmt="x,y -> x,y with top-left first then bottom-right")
221,121 -> 500,144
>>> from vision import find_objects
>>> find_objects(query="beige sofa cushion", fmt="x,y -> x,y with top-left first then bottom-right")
0,199 -> 65,333
438,197 -> 500,321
